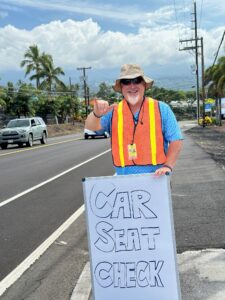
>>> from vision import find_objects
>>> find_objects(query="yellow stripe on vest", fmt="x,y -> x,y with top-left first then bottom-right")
149,98 -> 157,165
118,102 -> 125,167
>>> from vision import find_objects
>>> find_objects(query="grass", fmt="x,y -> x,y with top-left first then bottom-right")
47,122 -> 84,137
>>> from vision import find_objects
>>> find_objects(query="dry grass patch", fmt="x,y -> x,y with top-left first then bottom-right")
47,122 -> 84,137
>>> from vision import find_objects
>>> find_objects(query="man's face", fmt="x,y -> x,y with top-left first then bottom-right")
120,77 -> 146,106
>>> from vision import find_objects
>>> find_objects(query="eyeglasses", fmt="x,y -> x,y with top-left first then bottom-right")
120,76 -> 143,85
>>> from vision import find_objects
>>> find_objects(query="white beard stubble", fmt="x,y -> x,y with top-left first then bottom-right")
126,94 -> 140,106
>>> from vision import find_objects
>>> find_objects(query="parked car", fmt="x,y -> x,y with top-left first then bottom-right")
84,128 -> 109,139
0,117 -> 48,149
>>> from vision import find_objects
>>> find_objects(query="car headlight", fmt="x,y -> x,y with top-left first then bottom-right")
18,129 -> 27,133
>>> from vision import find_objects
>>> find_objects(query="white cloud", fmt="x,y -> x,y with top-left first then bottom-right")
0,11 -> 8,19
199,27 -> 225,67
0,0 -> 182,28
1,0 -> 224,31
0,19 -> 223,75
0,3 -> 23,12
0,19 -> 181,71
203,0 -> 225,16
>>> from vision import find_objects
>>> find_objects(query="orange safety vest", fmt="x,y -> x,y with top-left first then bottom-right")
111,97 -> 166,167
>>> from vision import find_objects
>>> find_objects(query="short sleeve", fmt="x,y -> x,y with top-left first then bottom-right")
159,102 -> 183,142
100,110 -> 113,135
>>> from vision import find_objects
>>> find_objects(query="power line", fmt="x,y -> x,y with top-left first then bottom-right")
77,66 -> 92,117
1,89 -> 79,96
198,0 -> 204,30
172,0 -> 181,41
179,1 -> 201,121
172,0 -> 194,77
182,0 -> 193,37
212,30 -> 225,67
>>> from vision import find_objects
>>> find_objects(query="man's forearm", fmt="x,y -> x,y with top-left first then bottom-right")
85,99 -> 115,131
165,140 -> 183,168
85,112 -> 102,131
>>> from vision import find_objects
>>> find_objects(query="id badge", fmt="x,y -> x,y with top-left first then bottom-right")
128,143 -> 137,160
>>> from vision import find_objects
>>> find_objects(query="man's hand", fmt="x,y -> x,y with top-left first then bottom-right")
154,140 -> 183,177
85,100 -> 117,131
93,100 -> 117,117
154,166 -> 172,177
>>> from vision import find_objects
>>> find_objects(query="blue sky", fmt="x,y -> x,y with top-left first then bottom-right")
0,0 -> 224,90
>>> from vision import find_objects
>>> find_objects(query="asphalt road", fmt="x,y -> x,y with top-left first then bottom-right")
1,122 -> 225,300
0,134 -> 114,281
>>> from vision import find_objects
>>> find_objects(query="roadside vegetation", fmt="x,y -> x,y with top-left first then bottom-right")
0,44 -> 224,126
204,56 -> 225,125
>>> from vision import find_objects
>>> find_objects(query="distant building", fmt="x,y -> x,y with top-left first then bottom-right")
170,101 -> 189,108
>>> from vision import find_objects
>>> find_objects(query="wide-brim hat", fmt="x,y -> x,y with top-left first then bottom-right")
112,64 -> 154,93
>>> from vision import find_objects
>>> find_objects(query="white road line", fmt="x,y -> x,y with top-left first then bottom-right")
0,205 -> 85,297
0,149 -> 111,208
70,262 -> 91,300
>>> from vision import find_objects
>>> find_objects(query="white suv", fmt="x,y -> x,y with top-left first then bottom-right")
0,117 -> 48,149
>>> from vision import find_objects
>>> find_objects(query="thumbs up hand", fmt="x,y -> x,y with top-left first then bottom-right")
93,100 -> 117,118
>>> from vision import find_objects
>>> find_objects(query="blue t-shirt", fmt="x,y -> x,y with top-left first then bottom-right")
101,100 -> 183,175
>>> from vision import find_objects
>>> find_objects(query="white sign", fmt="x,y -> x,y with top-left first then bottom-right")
221,98 -> 225,115
83,174 -> 181,300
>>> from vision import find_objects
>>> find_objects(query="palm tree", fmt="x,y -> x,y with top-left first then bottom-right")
216,56 -> 225,96
205,56 -> 225,124
38,54 -> 66,92
37,54 -> 66,124
205,56 -> 225,98
20,45 -> 42,89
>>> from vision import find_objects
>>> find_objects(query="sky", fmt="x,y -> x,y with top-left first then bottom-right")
0,0 -> 224,90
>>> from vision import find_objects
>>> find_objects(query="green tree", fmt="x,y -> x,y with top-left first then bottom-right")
205,56 -> 225,124
0,99 -> 6,111
205,56 -> 225,98
13,83 -> 35,117
216,56 -> 225,96
0,87 -> 7,111
20,45 -> 42,88
186,91 -> 196,100
96,82 -> 113,99
56,95 -> 80,123
38,54 -> 66,92
33,94 -> 49,119
4,82 -> 16,115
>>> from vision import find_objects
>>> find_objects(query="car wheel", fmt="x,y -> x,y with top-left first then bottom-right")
40,132 -> 47,144
0,143 -> 8,149
84,134 -> 88,139
26,134 -> 33,147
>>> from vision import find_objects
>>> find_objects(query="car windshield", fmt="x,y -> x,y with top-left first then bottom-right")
7,120 -> 30,128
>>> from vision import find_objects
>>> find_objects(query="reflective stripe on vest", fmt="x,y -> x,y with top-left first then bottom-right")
117,101 -> 125,167
149,98 -> 157,165
111,97 -> 166,167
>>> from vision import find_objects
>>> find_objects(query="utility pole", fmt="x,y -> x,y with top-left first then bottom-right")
200,37 -> 206,128
77,67 -> 92,118
69,76 -> 72,96
87,86 -> 90,112
179,0 -> 200,122
193,1 -> 200,123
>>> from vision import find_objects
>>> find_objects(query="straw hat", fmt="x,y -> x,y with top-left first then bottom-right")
112,64 -> 154,93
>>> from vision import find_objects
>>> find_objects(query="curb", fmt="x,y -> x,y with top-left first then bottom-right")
70,262 -> 91,300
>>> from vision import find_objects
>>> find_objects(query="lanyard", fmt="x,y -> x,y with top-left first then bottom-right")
126,97 -> 145,145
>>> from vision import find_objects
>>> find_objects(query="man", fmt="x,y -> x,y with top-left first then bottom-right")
85,64 -> 183,176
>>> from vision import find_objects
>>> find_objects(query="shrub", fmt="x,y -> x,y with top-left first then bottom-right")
199,116 -> 214,125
